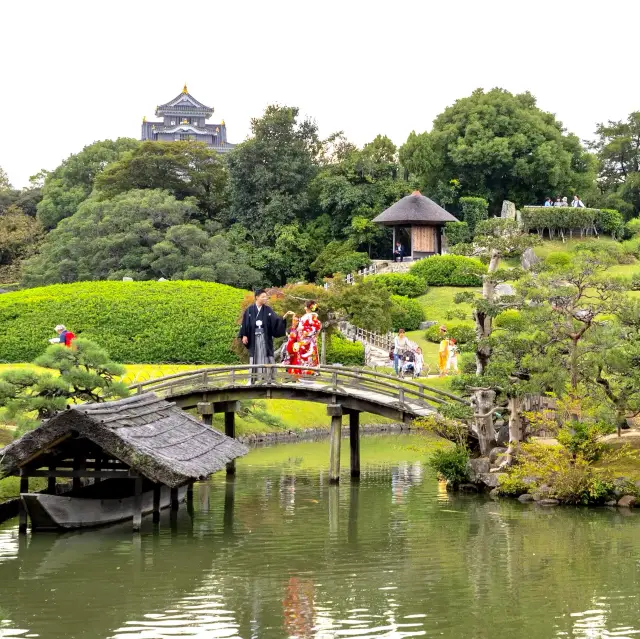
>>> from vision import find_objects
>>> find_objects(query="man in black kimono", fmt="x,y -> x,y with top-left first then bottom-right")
238,289 -> 289,383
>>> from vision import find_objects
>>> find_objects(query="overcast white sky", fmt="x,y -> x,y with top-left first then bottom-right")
1,0 -> 638,188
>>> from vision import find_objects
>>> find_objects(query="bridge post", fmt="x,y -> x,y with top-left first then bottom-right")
198,402 -> 213,426
348,410 -> 361,478
327,404 -> 343,483
224,411 -> 236,475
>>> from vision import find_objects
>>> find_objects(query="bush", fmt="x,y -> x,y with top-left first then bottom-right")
310,241 -> 370,278
621,237 -> 640,259
595,209 -> 625,239
544,251 -> 572,269
630,273 -> 640,291
459,197 -> 488,236
390,295 -> 424,331
626,218 -> 640,238
424,322 -> 476,350
428,445 -> 470,486
409,254 -> 486,287
0,281 -> 247,364
445,307 -> 468,321
369,273 -> 427,298
556,421 -> 613,462
493,309 -> 525,331
325,333 -> 365,366
444,221 -> 470,246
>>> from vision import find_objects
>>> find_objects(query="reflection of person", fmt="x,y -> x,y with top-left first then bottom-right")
284,301 -> 322,376
283,577 -> 315,638
438,326 -> 449,377
238,289 -> 288,383
49,324 -> 75,347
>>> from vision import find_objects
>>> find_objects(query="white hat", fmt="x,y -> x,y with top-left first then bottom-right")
54,324 -> 66,331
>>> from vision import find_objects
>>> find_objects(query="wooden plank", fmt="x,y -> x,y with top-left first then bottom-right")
329,414 -> 342,483
412,225 -> 436,252
132,478 -> 143,532
349,411 -> 361,478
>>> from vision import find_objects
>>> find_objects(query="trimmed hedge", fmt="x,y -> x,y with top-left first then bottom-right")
521,207 -> 625,239
0,281 -> 247,364
444,221 -> 470,246
409,254 -> 486,287
369,273 -> 427,298
326,333 -> 365,366
390,295 -> 424,331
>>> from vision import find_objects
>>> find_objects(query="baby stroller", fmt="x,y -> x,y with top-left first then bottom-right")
398,349 -> 416,379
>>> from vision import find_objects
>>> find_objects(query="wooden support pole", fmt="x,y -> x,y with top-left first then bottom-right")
223,476 -> 235,537
94,456 -> 101,485
72,457 -> 84,491
225,411 -> 236,475
170,486 -> 179,511
170,486 -> 179,530
18,472 -> 28,534
187,482 -> 194,504
48,465 -> 56,494
152,484 -> 161,524
132,477 -> 143,532
349,411 -> 361,478
327,404 -> 343,484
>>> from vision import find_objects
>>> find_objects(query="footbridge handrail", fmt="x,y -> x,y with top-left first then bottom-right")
128,364 -> 469,412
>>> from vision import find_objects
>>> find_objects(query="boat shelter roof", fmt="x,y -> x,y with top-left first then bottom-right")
372,191 -> 459,226
0,393 -> 248,487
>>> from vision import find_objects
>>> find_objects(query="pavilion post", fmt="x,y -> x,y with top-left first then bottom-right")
18,471 -> 28,534
48,465 -> 56,494
152,484 -> 161,524
392,226 -> 396,261
132,477 -> 143,532
349,411 -> 361,478
170,486 -> 179,511
327,405 -> 343,483
224,411 -> 236,475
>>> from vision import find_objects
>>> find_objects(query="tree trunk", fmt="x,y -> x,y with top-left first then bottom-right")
474,249 -> 500,376
471,388 -> 496,456
499,396 -> 523,468
570,337 -> 579,390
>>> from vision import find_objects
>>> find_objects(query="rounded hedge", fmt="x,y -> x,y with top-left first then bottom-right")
409,254 -> 486,287
326,333 -> 364,366
0,281 -> 247,364
390,295 -> 424,332
369,273 -> 427,298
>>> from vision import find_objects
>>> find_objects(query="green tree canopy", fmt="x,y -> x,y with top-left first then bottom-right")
400,88 -> 596,213
37,138 -> 139,229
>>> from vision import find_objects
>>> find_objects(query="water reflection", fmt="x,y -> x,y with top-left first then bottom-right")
0,434 -> 637,639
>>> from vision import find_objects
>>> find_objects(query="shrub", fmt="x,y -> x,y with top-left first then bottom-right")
326,333 -> 365,366
621,237 -> 640,258
595,209 -> 625,239
459,197 -> 488,236
544,251 -> 572,269
493,309 -> 525,331
0,281 -> 247,364
445,307 -> 468,321
369,273 -> 427,298
410,254 -> 486,287
428,445 -> 470,486
630,273 -> 640,291
390,295 -> 424,331
444,221 -> 470,246
626,218 -> 640,238
310,241 -> 370,277
556,421 -> 613,462
424,322 -> 476,350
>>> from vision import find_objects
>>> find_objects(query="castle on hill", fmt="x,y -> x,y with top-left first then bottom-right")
141,84 -> 235,153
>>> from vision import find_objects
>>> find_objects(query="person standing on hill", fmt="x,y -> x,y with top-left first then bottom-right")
438,326 -> 449,377
49,324 -> 75,347
239,289 -> 290,383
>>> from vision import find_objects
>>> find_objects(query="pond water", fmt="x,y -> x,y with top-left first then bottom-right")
0,434 -> 639,639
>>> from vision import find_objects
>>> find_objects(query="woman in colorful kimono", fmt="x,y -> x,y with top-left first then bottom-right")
285,301 -> 322,376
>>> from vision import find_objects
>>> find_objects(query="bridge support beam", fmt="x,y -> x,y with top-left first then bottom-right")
348,410 -> 361,478
224,411 -> 236,475
327,404 -> 343,483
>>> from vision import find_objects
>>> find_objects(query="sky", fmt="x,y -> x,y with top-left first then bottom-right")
1,0 -> 639,188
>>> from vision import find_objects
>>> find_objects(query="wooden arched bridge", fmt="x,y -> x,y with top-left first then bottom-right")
130,365 -> 468,483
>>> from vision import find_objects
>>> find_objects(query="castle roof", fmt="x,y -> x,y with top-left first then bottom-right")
156,84 -> 214,119
372,191 -> 459,226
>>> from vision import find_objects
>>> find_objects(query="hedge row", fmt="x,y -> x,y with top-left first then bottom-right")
521,207 -> 625,239
0,281 -> 247,364
369,273 -> 427,298
326,333 -> 365,366
409,254 -> 486,287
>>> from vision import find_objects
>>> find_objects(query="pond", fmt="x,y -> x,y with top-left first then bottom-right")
0,434 -> 638,639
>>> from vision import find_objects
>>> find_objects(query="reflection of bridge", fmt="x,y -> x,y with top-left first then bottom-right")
130,365 -> 467,483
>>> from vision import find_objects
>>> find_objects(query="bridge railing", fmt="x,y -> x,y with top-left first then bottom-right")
129,364 -> 468,410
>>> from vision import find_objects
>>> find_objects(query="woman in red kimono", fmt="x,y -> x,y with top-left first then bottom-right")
285,301 -> 322,376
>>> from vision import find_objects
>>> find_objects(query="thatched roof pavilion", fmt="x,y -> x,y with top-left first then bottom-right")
1,393 -> 248,531
372,190 -> 459,260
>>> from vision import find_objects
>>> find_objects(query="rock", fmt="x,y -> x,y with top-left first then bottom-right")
122,276 -> 133,282
419,321 -> 437,330
489,447 -> 508,465
605,500 -> 618,507
478,472 -> 505,489
617,495 -> 637,508
518,494 -> 535,503
495,422 -> 509,447
495,283 -> 515,297
459,483 -> 479,493
489,488 -> 501,499
532,485 -> 553,501
500,200 -> 517,220
466,458 -> 490,482
538,498 -> 560,506
521,247 -> 541,271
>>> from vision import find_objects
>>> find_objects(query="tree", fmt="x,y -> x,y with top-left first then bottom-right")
95,141 -> 229,223
400,88 -> 596,214
0,205 -> 44,281
37,138 -> 139,229
0,339 -> 128,435
589,112 -> 640,217
0,166 -> 11,190
22,189 -> 261,289
226,105 -> 320,243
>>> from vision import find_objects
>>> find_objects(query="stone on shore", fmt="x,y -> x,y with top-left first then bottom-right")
521,247 -> 540,271
489,447 -> 508,465
466,458 -> 490,482
617,495 -> 637,508
518,494 -> 535,503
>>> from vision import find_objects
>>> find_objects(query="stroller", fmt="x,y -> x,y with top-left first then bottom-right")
398,345 -> 426,379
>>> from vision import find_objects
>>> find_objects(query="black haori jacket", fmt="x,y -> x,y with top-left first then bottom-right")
238,304 -> 286,358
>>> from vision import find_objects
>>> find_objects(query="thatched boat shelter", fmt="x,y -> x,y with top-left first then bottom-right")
372,190 -> 459,260
0,393 -> 248,532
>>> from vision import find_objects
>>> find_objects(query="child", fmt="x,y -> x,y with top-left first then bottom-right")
447,338 -> 459,374
414,347 -> 424,377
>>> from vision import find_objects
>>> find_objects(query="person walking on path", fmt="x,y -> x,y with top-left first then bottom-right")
49,324 -> 76,347
446,338 -> 459,374
438,326 -> 449,377
393,329 -> 409,376
239,289 -> 290,383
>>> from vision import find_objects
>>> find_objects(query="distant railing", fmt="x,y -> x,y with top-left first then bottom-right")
129,364 -> 468,413
339,321 -> 394,352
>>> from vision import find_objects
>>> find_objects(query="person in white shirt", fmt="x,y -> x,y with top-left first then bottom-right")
571,195 -> 585,208
393,329 -> 409,375
413,347 -> 424,377
446,339 -> 459,374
